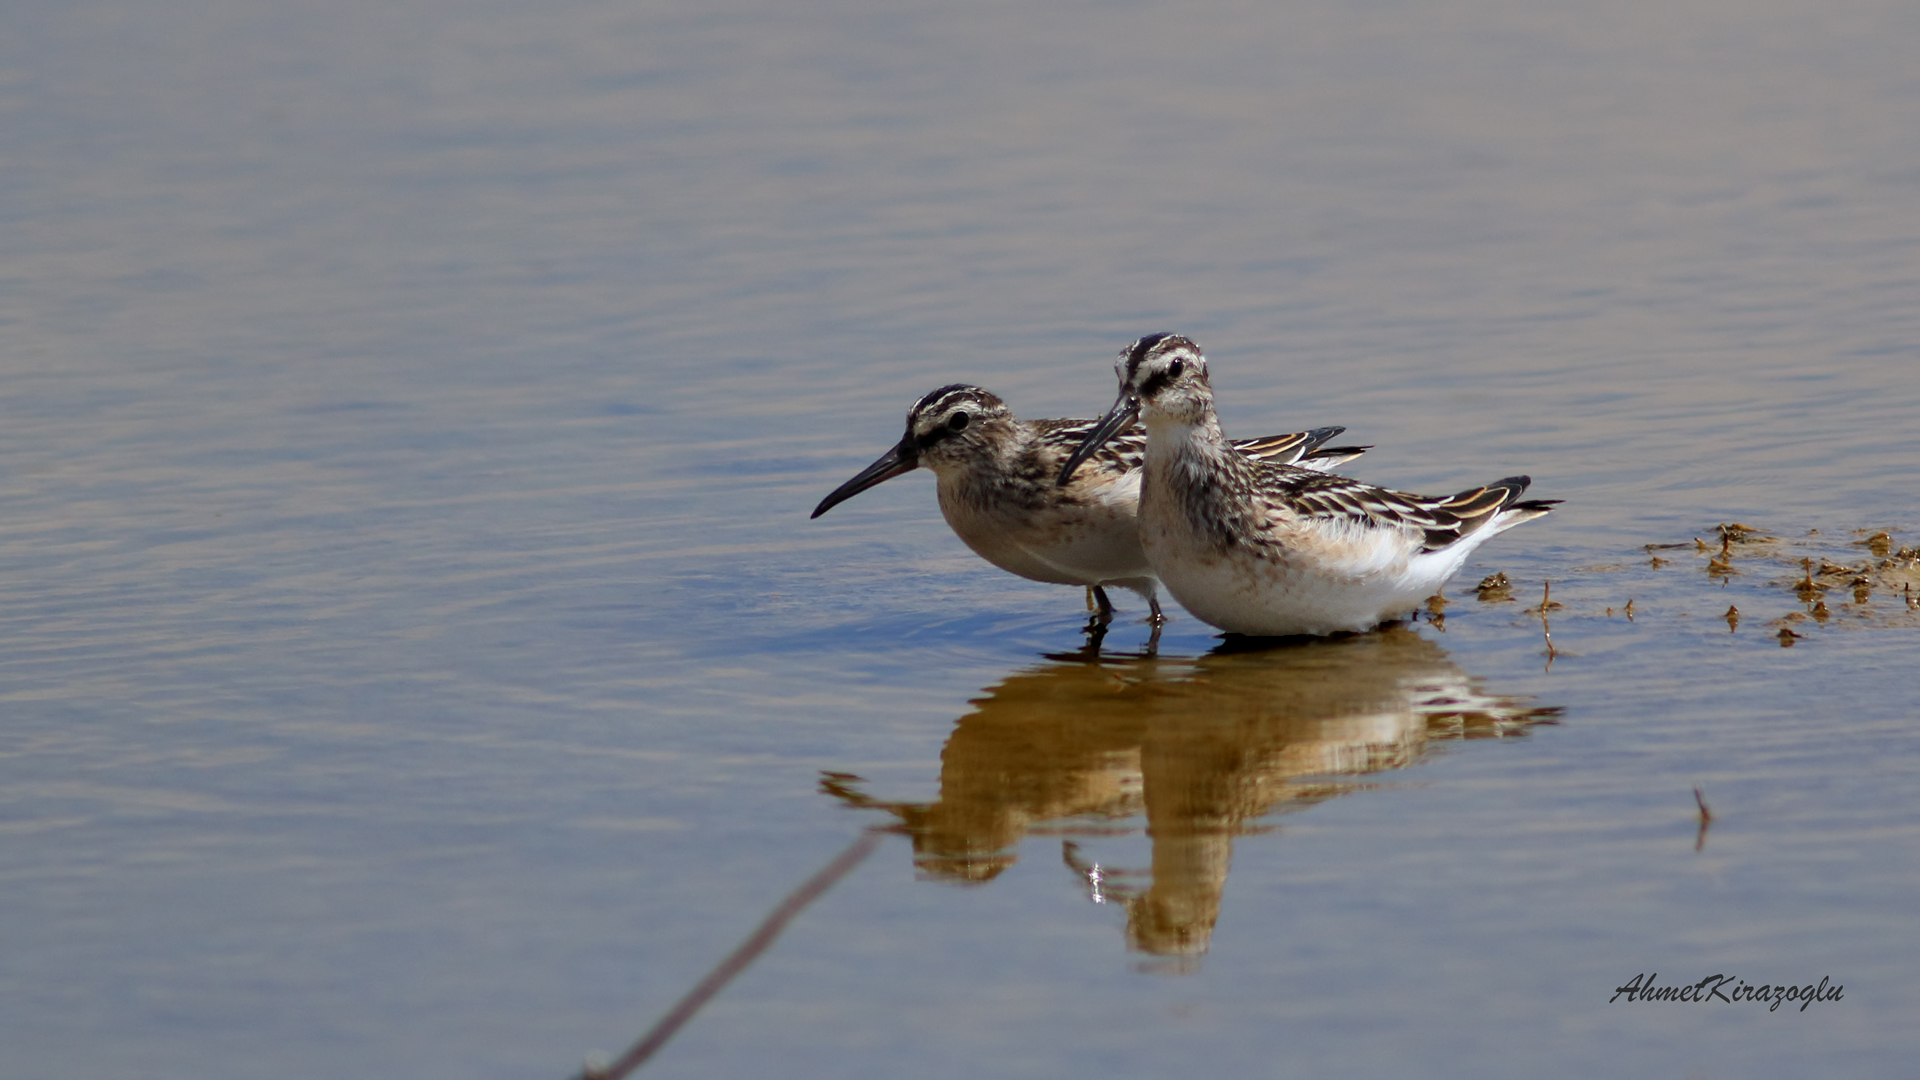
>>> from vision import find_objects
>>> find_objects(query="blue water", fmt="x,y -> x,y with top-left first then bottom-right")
2,1 -> 1917,1076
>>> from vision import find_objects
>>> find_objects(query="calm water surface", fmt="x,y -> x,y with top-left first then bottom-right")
2,1 -> 1917,1076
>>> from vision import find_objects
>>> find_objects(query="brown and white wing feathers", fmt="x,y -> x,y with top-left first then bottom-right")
1034,419 -> 1368,476
1251,469 -> 1557,553
1231,426 -> 1370,471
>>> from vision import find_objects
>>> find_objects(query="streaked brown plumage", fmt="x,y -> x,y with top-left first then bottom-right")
813,384 -> 1367,623
1060,336 -> 1557,636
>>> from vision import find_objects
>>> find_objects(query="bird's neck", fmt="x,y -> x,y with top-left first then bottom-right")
1143,408 -> 1229,464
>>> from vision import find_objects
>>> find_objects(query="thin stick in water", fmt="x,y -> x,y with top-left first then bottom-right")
579,828 -> 885,1080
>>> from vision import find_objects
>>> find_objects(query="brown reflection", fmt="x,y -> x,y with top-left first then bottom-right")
824,627 -> 1557,966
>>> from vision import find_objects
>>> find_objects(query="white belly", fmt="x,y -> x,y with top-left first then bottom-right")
1152,550 -> 1408,635
1145,520 -> 1488,636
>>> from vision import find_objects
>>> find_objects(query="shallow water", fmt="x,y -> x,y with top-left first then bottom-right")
3,0 -> 1917,1076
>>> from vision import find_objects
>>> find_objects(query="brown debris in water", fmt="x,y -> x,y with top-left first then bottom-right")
1793,558 -> 1826,602
1474,572 -> 1513,602
1525,580 -> 1564,614
1692,788 -> 1714,852
1640,523 -> 1920,640
1855,531 -> 1893,557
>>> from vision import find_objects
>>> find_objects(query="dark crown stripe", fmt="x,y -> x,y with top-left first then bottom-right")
912,383 -> 985,416
1123,332 -> 1185,380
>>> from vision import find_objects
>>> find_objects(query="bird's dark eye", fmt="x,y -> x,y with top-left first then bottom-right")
1167,358 -> 1185,379
947,411 -> 970,431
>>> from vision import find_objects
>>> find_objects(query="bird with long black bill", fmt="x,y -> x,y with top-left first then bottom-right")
1058,335 -> 1557,636
814,383 -> 1368,624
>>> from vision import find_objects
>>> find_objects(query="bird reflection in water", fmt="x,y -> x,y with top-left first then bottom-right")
822,626 -> 1558,968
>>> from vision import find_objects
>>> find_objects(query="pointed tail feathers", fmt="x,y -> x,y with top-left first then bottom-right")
1421,476 -> 1558,551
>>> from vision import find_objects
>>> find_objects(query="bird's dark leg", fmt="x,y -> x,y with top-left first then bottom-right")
1082,585 -> 1115,640
1077,619 -> 1109,656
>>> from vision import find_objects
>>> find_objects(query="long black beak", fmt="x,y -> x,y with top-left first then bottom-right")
1057,392 -> 1139,486
811,438 -> 919,518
